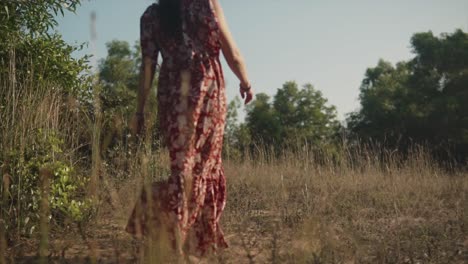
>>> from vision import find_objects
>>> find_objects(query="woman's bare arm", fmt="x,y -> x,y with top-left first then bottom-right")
131,57 -> 156,135
211,0 -> 253,104
136,57 -> 157,114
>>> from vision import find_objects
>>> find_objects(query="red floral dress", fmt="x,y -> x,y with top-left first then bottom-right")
126,0 -> 228,256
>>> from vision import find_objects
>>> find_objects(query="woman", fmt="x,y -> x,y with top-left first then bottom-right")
126,0 -> 253,257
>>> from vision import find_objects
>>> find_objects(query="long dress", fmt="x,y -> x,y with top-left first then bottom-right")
125,0 -> 228,256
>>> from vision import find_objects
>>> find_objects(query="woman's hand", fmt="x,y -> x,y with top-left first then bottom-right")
240,83 -> 253,104
130,113 -> 145,137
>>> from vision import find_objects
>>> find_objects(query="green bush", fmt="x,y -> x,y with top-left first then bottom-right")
1,130 -> 92,238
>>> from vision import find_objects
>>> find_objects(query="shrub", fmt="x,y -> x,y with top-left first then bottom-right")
1,130 -> 93,239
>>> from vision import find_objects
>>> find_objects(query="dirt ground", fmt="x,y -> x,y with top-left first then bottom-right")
10,210 -> 286,264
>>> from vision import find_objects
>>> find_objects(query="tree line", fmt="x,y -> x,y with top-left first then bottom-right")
1,0 -> 466,164
95,30 -> 468,164
348,30 -> 468,162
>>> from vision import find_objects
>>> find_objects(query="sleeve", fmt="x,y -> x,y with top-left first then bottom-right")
140,5 -> 160,62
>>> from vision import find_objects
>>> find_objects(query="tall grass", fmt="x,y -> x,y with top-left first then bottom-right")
1,51 -> 94,262
94,139 -> 466,263
1,52 -> 61,240
1,56 -> 467,263
221,146 -> 467,263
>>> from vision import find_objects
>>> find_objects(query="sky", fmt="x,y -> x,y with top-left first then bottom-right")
57,0 -> 468,121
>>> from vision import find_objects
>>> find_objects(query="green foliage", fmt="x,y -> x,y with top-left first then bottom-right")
224,96 -> 252,160
347,30 -> 468,161
0,0 -> 91,95
223,81 -> 341,159
10,34 -> 91,93
246,93 -> 282,146
99,40 -> 141,118
246,81 -> 340,148
0,0 -> 95,235
347,60 -> 411,142
1,130 -> 92,237
1,0 -> 81,38
49,162 -> 92,223
98,40 -> 161,154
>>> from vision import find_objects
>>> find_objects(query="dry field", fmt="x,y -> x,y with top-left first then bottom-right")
6,147 -> 468,264
1,72 -> 467,263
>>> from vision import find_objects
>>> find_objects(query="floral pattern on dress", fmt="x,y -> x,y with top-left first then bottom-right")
126,0 -> 228,256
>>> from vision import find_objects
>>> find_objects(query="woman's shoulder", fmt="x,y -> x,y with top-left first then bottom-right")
141,3 -> 159,23
141,3 -> 161,34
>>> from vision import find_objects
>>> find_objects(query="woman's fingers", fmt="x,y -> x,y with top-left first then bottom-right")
240,89 -> 253,105
245,90 -> 253,104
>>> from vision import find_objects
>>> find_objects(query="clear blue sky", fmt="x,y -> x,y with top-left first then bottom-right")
57,0 -> 468,121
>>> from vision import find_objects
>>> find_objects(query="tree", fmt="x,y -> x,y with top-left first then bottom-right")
246,93 -> 282,146
0,0 -> 90,94
409,30 -> 468,160
347,30 -> 468,161
1,0 -> 82,38
274,82 -> 340,146
347,60 -> 411,145
99,40 -> 141,118
0,0 -> 93,240
98,40 -> 160,153
223,96 -> 251,160
224,96 -> 241,146
246,81 -> 340,149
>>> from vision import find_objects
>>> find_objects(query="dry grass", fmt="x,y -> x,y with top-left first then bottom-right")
221,150 -> 467,263
46,146 -> 465,264
1,57 -> 467,263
